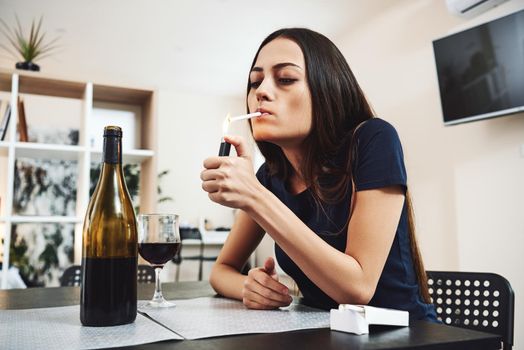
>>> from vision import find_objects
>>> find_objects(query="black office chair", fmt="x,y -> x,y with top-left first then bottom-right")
137,265 -> 156,284
60,265 -> 82,286
60,264 -> 156,286
427,271 -> 514,350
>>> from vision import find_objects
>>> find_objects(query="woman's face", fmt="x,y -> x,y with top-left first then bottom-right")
247,38 -> 312,148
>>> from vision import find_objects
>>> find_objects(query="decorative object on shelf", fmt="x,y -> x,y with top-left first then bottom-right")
17,97 -> 28,142
28,127 -> 79,145
9,222 -> 74,287
0,15 -> 61,72
0,98 -> 11,140
13,158 -> 77,216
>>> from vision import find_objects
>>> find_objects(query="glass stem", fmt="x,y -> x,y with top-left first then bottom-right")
153,267 -> 164,301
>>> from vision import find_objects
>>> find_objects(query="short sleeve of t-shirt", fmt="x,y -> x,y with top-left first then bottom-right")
353,118 -> 407,192
256,163 -> 270,188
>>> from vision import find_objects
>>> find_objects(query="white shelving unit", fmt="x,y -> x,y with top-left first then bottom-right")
14,142 -> 85,161
0,69 -> 158,288
90,148 -> 155,164
9,216 -> 82,223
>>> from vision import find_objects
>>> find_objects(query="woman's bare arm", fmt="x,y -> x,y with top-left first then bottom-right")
247,185 -> 404,305
209,210 -> 264,299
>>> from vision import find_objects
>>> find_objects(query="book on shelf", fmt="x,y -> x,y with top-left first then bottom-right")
17,97 -> 28,142
330,304 -> 409,335
0,99 -> 11,141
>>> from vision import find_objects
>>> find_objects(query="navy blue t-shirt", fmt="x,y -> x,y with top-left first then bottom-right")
256,118 -> 437,321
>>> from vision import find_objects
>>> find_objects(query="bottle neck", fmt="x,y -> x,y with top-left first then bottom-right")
103,136 -> 122,164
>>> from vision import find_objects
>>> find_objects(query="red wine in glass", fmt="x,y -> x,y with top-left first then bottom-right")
139,242 -> 181,268
138,214 -> 181,308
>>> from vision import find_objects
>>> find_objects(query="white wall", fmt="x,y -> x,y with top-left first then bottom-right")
335,1 -> 524,346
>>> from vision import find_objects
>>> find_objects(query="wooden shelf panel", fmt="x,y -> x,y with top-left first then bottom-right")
15,142 -> 84,161
0,71 -> 12,92
0,142 -> 8,157
93,84 -> 153,105
18,74 -> 86,100
90,148 -> 154,164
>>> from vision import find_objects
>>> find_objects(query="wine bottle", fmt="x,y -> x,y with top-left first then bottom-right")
80,126 -> 138,326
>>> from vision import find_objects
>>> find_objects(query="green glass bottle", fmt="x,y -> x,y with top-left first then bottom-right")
80,126 -> 137,326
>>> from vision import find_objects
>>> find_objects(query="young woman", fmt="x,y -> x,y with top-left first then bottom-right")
201,28 -> 437,321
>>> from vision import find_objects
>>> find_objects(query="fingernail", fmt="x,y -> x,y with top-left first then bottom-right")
282,288 -> 288,294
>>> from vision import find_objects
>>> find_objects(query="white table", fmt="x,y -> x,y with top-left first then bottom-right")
182,230 -> 229,246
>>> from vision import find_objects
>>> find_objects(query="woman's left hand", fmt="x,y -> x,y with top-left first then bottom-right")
201,135 -> 262,211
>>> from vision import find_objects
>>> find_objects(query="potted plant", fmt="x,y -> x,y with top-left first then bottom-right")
0,15 -> 60,72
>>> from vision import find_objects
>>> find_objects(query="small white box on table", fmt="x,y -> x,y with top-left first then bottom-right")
330,304 -> 409,335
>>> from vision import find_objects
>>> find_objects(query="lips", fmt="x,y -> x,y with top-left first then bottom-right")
256,107 -> 272,116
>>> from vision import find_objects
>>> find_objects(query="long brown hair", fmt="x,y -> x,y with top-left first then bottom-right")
247,28 -> 430,303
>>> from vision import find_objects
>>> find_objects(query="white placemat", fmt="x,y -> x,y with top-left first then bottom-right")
0,305 -> 182,350
139,296 -> 330,339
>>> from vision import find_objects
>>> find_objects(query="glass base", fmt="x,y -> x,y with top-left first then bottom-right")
143,294 -> 176,308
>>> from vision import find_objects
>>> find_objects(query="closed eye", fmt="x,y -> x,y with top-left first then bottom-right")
278,78 -> 297,85
249,81 -> 261,89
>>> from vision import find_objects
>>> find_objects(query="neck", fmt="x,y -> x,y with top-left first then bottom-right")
281,145 -> 307,194
282,147 -> 301,175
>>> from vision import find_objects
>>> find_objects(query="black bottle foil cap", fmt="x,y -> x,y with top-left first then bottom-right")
103,126 -> 122,164
104,126 -> 123,138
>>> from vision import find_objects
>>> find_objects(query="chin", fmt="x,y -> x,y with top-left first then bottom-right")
252,129 -> 275,143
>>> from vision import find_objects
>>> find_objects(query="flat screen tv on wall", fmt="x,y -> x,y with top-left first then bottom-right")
432,9 -> 524,126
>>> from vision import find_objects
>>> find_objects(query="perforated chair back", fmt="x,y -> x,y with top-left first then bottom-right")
427,271 -> 514,350
60,265 -> 82,286
60,264 -> 156,286
137,264 -> 155,284
171,227 -> 201,266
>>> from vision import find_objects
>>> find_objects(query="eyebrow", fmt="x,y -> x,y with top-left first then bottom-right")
251,62 -> 302,72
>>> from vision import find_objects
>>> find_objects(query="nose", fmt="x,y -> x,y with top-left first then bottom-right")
255,79 -> 273,102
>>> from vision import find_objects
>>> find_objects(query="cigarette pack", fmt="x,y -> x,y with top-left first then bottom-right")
330,304 -> 409,335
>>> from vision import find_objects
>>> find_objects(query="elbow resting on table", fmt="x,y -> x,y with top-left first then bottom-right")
209,261 -> 238,297
209,263 -> 221,293
334,282 -> 376,306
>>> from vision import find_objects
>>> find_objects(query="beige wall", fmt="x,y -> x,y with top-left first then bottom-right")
155,90 -> 246,228
335,0 -> 524,345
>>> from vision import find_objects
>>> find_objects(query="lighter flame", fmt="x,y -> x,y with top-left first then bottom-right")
222,113 -> 231,136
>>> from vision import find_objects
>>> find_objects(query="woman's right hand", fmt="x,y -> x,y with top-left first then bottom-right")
242,257 -> 293,309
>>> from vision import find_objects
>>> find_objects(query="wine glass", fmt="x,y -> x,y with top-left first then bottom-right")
138,214 -> 181,308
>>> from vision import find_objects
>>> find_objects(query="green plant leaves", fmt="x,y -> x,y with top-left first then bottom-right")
0,14 -> 60,63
